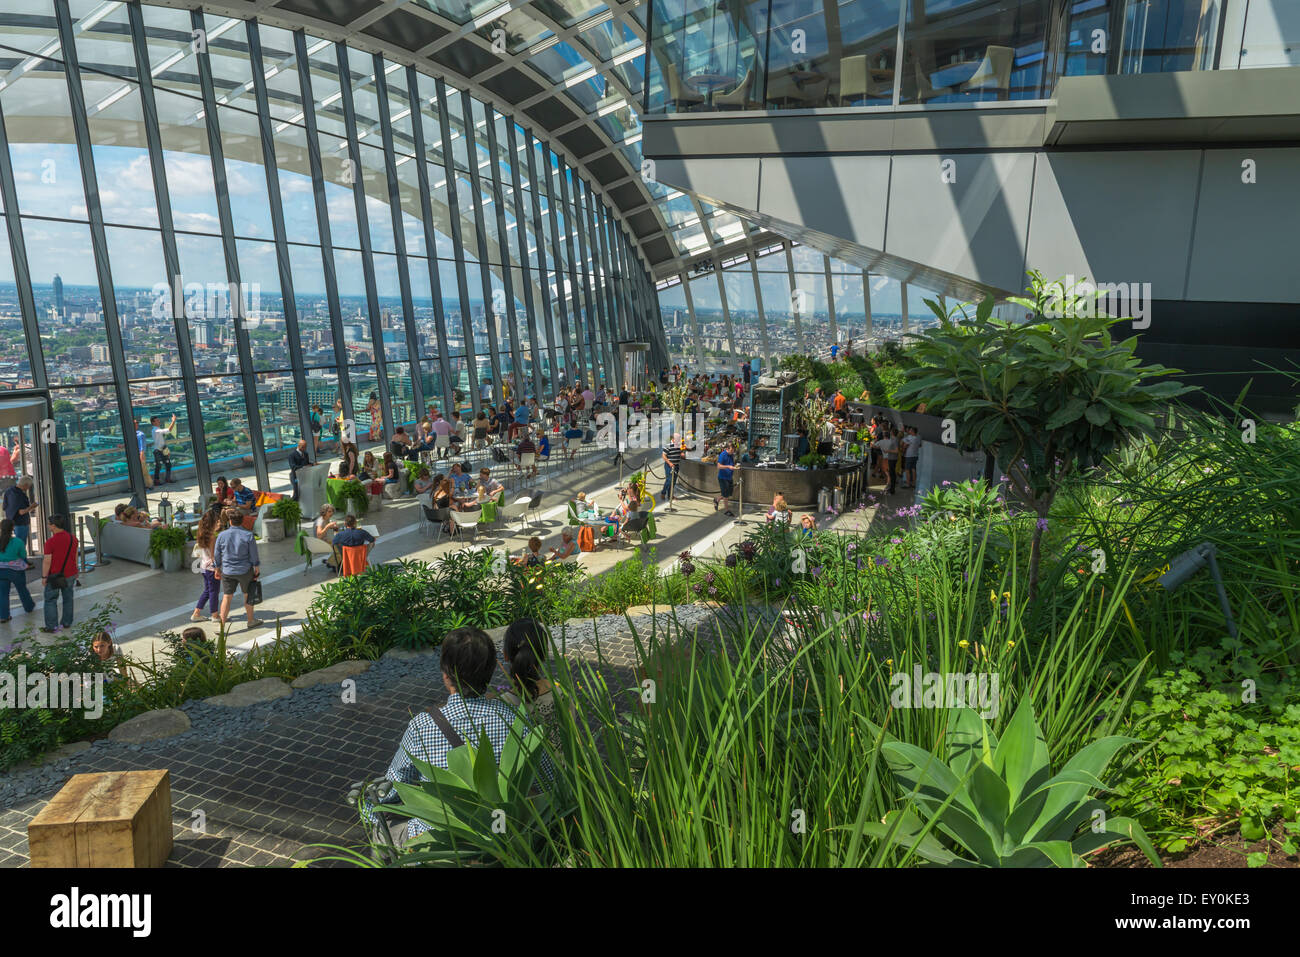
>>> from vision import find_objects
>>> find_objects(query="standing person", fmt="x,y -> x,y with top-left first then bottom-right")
288,439 -> 312,502
40,513 -> 76,633
876,426 -> 900,495
902,427 -> 922,489
714,441 -> 736,516
661,434 -> 683,504
190,508 -> 221,622
213,507 -> 261,630
151,413 -> 176,485
309,404 -> 324,452
3,476 -> 36,562
135,421 -> 152,488
366,393 -> 383,442
0,519 -> 35,622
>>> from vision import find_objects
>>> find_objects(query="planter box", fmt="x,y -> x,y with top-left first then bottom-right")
161,548 -> 184,573
262,517 -> 285,542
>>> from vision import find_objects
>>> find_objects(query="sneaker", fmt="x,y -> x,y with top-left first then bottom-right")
713,497 -> 719,511
246,618 -> 263,629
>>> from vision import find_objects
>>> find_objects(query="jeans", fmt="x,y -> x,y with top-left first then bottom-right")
0,568 -> 34,618
12,525 -> 28,557
291,471 -> 300,501
44,581 -> 74,629
662,465 -> 677,502
153,448 -> 172,484
195,569 -> 219,614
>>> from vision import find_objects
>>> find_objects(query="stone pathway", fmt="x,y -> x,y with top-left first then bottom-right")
0,605 -> 724,868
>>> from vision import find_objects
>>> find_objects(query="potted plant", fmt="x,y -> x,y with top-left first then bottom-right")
265,497 -> 302,542
798,452 -> 828,470
147,525 -> 189,572
338,478 -> 369,517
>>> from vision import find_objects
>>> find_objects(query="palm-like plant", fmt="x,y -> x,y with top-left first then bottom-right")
864,701 -> 1161,867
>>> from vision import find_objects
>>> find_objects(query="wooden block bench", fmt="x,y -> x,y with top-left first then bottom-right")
28,770 -> 172,868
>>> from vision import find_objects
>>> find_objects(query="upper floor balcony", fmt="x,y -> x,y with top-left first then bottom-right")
644,0 -> 1300,115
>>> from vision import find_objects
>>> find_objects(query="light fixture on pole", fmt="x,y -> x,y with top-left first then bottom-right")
1157,542 -> 1238,639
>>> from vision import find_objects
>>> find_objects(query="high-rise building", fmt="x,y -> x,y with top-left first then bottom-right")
52,273 -> 63,318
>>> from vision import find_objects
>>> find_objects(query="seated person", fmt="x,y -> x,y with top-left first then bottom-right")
381,451 -> 400,485
432,478 -> 454,512
766,492 -> 792,525
574,491 -> 598,521
361,628 -> 534,848
212,476 -> 235,507
603,496 -> 637,536
549,527 -> 578,561
333,514 -> 375,549
800,513 -> 816,537
449,463 -> 473,497
229,478 -> 256,508
120,505 -> 163,528
515,432 -> 539,477
449,412 -> 466,449
537,432 -> 550,459
510,402 -> 531,439
390,428 -> 413,460
360,451 -> 378,482
513,536 -> 543,567
413,467 -> 435,497
92,629 -> 132,686
112,503 -> 129,523
478,468 -> 504,499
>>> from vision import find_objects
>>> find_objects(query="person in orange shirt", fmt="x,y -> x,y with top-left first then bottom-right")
833,390 -> 847,413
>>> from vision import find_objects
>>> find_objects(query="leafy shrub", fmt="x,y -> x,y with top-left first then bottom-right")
146,525 -> 189,563
0,601 -> 121,771
919,479 -> 1002,523
864,702 -> 1160,867
269,497 -> 303,528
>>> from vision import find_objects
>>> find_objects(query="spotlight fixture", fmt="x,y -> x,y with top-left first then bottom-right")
1157,542 -> 1238,638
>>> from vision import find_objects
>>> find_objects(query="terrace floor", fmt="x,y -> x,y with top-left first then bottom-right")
0,439 -> 915,867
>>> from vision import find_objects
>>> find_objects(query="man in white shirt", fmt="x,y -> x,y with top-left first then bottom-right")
902,428 -> 923,489
151,413 -> 176,485
875,429 -> 899,495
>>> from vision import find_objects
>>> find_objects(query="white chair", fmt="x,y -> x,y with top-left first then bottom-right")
962,45 -> 1015,99
519,451 -> 537,481
450,508 -> 480,541
498,496 -> 532,535
301,534 -> 335,573
435,433 -> 451,459
565,437 -> 582,467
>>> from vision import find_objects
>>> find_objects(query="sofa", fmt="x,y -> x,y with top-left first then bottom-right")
99,521 -> 157,567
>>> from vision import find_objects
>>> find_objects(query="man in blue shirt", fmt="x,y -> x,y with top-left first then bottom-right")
830,343 -> 839,361
213,508 -> 261,629
449,462 -> 473,496
511,401 -> 531,440
333,514 -> 375,549
229,477 -> 256,507
714,442 -> 736,516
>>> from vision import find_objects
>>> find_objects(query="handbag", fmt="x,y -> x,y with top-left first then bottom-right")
246,578 -> 263,605
47,534 -> 73,590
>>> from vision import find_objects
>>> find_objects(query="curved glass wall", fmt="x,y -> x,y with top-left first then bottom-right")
647,0 -> 1300,113
0,0 -> 663,495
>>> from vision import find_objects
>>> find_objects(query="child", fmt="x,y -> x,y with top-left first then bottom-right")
800,514 -> 816,537
514,536 -> 543,567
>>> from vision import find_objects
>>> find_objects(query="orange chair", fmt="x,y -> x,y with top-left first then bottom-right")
339,544 -> 369,577
240,512 -> 256,531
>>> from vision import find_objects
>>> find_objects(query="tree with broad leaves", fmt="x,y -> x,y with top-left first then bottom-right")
892,271 -> 1195,599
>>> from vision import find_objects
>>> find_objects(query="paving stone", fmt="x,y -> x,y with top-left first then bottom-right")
381,646 -> 438,660
108,708 -> 192,744
205,677 -> 294,707
290,659 -> 373,690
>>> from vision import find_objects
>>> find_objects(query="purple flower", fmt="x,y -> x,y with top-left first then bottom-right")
856,558 -> 865,571
874,556 -> 888,567
811,566 -> 823,578
1036,517 -> 1049,532
862,610 -> 880,624
708,586 -> 718,596
941,480 -> 951,486
773,578 -> 781,587
890,537 -> 903,544
909,553 -> 920,561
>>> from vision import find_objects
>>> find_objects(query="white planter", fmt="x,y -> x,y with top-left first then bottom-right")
161,547 -> 184,573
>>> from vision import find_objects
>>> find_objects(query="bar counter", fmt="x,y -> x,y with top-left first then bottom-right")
677,456 -> 867,508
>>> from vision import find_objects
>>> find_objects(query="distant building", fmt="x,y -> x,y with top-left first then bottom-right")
53,274 -> 63,318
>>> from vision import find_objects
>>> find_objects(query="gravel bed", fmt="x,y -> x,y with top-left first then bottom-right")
0,604 -> 726,809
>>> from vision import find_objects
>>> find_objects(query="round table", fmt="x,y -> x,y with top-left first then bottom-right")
685,72 -> 733,106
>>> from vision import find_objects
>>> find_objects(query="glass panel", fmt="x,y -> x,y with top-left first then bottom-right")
50,385 -> 124,491
28,219 -> 114,384
196,373 -> 256,474
105,226 -> 176,374
901,0 -> 1054,105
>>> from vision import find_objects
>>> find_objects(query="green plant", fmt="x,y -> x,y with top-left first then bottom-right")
919,479 -> 1002,523
893,271 -> 1193,597
382,716 -> 556,866
269,497 -> 302,528
0,600 -> 122,771
146,525 -> 189,563
864,702 -> 1161,867
337,478 -> 369,515
797,452 -> 828,469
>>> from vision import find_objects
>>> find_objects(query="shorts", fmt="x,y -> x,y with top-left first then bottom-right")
220,570 -> 256,596
718,476 -> 734,498
904,457 -> 918,470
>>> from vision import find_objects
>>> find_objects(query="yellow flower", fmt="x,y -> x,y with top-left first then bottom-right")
989,590 -> 997,602
1006,640 -> 1015,650
958,640 -> 970,649
884,658 -> 893,667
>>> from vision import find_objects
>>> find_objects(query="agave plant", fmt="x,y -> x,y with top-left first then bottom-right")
864,701 -> 1161,867
384,715 -> 556,866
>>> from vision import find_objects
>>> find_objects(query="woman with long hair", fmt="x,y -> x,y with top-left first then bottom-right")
190,508 -> 221,622
361,450 -> 377,481
382,450 -> 399,486
495,618 -> 558,749
338,443 -> 360,480
0,518 -> 34,621
212,475 -> 232,507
